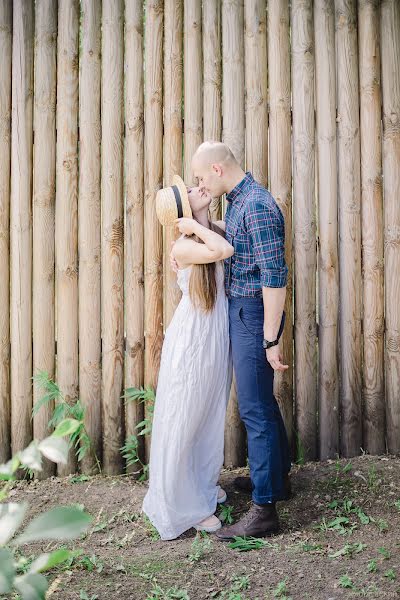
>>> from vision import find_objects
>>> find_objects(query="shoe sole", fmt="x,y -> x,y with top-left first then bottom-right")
194,521 -> 222,533
217,491 -> 227,504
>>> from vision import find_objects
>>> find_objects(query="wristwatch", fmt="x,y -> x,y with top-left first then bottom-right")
263,338 -> 279,350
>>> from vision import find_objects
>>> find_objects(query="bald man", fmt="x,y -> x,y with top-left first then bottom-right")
192,141 -> 292,540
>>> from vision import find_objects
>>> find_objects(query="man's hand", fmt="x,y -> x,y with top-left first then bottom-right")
170,241 -> 179,273
266,343 -> 289,371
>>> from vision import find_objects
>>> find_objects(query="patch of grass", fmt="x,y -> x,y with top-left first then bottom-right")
228,536 -> 278,552
145,579 -> 190,600
378,547 -> 391,560
272,578 -> 291,599
394,499 -> 400,511
367,559 -> 378,573
70,474 -> 91,484
142,514 -> 161,541
316,515 -> 357,536
384,569 -> 396,581
376,518 -> 389,533
367,464 -> 380,490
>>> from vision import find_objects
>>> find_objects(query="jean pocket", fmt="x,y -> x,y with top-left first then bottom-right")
238,305 -> 264,337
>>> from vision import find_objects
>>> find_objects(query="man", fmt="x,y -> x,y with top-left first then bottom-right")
191,141 -> 292,539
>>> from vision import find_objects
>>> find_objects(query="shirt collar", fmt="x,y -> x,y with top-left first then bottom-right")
226,172 -> 254,203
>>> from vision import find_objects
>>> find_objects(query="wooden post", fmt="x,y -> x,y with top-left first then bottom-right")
79,0 -> 102,472
245,0 -> 268,187
381,0 -> 400,454
292,0 -> 317,461
222,0 -> 246,467
125,0 -> 145,471
10,0 -> 34,454
33,0 -> 57,478
0,0 -> 12,463
268,0 -> 293,449
184,0 -> 202,184
144,0 -> 164,460
101,0 -> 124,474
359,0 -> 385,455
56,0 -> 79,475
314,0 -> 339,460
163,0 -> 183,328
335,0 -> 362,457
203,0 -> 222,220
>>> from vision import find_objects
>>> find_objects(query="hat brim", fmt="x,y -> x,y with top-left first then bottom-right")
155,175 -> 193,227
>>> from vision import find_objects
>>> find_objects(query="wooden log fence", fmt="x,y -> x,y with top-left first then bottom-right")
0,1 -> 399,476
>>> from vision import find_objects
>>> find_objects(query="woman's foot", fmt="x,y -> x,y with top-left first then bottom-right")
217,487 -> 227,504
195,514 -> 222,533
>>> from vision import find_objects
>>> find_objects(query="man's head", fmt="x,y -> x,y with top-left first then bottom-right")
191,141 -> 245,198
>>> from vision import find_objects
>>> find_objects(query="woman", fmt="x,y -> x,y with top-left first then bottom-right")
142,175 -> 233,540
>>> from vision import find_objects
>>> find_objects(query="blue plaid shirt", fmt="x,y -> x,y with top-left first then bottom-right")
224,172 -> 288,297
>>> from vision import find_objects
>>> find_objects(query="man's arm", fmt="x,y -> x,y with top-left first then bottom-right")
245,198 -> 289,371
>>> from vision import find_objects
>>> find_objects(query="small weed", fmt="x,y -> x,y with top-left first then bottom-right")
376,518 -> 389,533
188,532 -> 213,563
378,547 -> 391,560
145,578 -> 190,600
121,386 -> 155,480
329,542 -> 366,558
219,504 -> 235,525
384,569 -> 396,581
339,575 -> 354,589
80,592 -> 98,600
228,536 -> 277,552
367,465 -> 379,490
143,514 -> 161,541
367,559 -> 377,573
273,578 -> 291,599
70,474 -> 90,484
316,515 -> 357,535
394,499 -> 400,511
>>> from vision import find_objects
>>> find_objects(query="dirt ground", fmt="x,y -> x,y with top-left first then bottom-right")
3,455 -> 400,600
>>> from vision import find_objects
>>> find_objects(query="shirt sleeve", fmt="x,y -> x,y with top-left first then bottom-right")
245,198 -> 288,288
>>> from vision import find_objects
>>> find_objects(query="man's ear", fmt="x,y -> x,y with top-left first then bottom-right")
212,163 -> 223,177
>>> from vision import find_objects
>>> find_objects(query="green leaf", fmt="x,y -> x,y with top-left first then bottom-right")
13,506 -> 91,545
0,502 -> 28,545
0,548 -> 15,594
28,549 -> 72,574
52,419 -> 81,438
14,572 -> 48,600
0,456 -> 21,480
19,442 -> 42,472
38,437 -> 69,464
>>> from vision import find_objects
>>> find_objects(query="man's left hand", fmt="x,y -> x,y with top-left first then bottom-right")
266,344 -> 289,371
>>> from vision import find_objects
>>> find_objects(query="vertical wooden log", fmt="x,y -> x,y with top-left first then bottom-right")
56,0 -> 79,475
292,0 -> 317,460
79,0 -> 102,472
335,0 -> 362,457
184,0 -> 202,184
381,0 -> 400,454
163,0 -> 183,328
203,0 -> 222,220
314,0 -> 339,460
222,0 -> 246,466
245,0 -> 268,187
33,0 -> 57,478
359,0 -> 385,455
268,0 -> 293,448
0,0 -> 12,463
101,0 -> 124,474
125,0 -> 145,471
144,0 -> 163,460
10,0 -> 34,454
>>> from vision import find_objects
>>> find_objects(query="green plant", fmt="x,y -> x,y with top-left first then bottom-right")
228,536 -> 275,552
273,578 -> 291,599
188,532 -> 212,563
367,559 -> 377,573
329,542 -> 366,559
218,504 -> 234,525
121,386 -> 156,479
384,569 -> 396,581
378,547 -> 391,560
80,592 -> 99,600
294,432 -> 306,465
32,371 -> 100,472
339,575 -> 354,589
0,425 -> 92,600
145,577 -> 190,600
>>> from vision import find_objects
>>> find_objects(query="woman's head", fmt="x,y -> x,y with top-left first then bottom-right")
187,186 -> 212,214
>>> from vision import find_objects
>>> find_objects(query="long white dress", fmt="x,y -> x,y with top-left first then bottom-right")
142,261 -> 232,540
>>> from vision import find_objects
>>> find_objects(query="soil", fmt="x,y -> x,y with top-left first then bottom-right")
3,455 -> 400,600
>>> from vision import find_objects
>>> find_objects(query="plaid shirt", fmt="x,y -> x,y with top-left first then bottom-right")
224,172 -> 288,297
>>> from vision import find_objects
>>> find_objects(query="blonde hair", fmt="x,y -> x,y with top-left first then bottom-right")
188,221 -> 222,312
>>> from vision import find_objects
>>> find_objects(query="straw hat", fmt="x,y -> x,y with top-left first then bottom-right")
156,175 -> 192,226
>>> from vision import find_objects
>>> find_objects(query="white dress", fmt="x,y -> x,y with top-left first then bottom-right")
142,261 -> 232,540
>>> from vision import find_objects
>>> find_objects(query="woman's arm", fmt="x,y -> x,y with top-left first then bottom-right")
172,220 -> 233,268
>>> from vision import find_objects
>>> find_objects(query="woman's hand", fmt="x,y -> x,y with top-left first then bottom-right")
175,217 -> 198,236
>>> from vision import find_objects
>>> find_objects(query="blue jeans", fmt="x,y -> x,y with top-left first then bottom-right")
229,297 -> 291,504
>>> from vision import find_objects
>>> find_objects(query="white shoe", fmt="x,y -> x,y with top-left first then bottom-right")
194,515 -> 222,533
217,488 -> 227,504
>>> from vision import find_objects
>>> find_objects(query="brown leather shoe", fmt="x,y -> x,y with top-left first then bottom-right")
234,473 -> 293,500
216,502 -> 280,541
